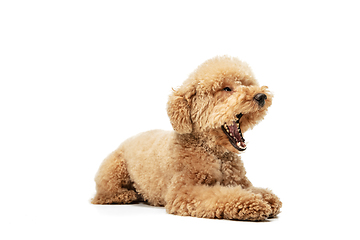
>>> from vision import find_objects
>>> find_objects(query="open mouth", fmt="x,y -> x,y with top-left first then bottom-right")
221,113 -> 247,151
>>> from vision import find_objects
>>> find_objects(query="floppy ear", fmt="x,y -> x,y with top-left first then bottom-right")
167,87 -> 196,134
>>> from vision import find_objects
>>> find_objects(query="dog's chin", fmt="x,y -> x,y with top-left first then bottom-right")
221,113 -> 247,152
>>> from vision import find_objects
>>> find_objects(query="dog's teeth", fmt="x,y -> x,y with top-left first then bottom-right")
237,142 -> 240,146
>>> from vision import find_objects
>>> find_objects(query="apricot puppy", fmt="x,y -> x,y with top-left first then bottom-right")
92,56 -> 282,221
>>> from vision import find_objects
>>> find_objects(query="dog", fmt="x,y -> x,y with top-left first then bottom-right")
92,56 -> 282,221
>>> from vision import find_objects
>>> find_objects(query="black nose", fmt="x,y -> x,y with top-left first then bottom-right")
253,93 -> 267,107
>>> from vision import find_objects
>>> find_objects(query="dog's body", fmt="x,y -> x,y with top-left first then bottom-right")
92,56 -> 282,221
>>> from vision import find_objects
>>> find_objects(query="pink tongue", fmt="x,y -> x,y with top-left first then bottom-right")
229,121 -> 241,142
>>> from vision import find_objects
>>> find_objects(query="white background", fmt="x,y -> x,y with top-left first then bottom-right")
1,0 -> 359,239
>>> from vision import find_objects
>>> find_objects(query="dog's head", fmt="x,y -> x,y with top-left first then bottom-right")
167,56 -> 273,153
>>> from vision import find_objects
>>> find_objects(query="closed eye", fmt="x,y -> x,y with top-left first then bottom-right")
223,87 -> 232,92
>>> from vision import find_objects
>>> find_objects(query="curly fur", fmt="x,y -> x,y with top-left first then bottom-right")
92,56 -> 282,221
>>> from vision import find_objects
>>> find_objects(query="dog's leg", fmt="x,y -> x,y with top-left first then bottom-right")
220,157 -> 282,218
165,175 -> 272,221
246,187 -> 282,218
220,156 -> 253,188
91,150 -> 138,204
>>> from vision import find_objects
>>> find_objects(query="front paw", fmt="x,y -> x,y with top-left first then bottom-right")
262,191 -> 282,218
239,197 -> 272,221
248,187 -> 282,218
221,195 -> 272,221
